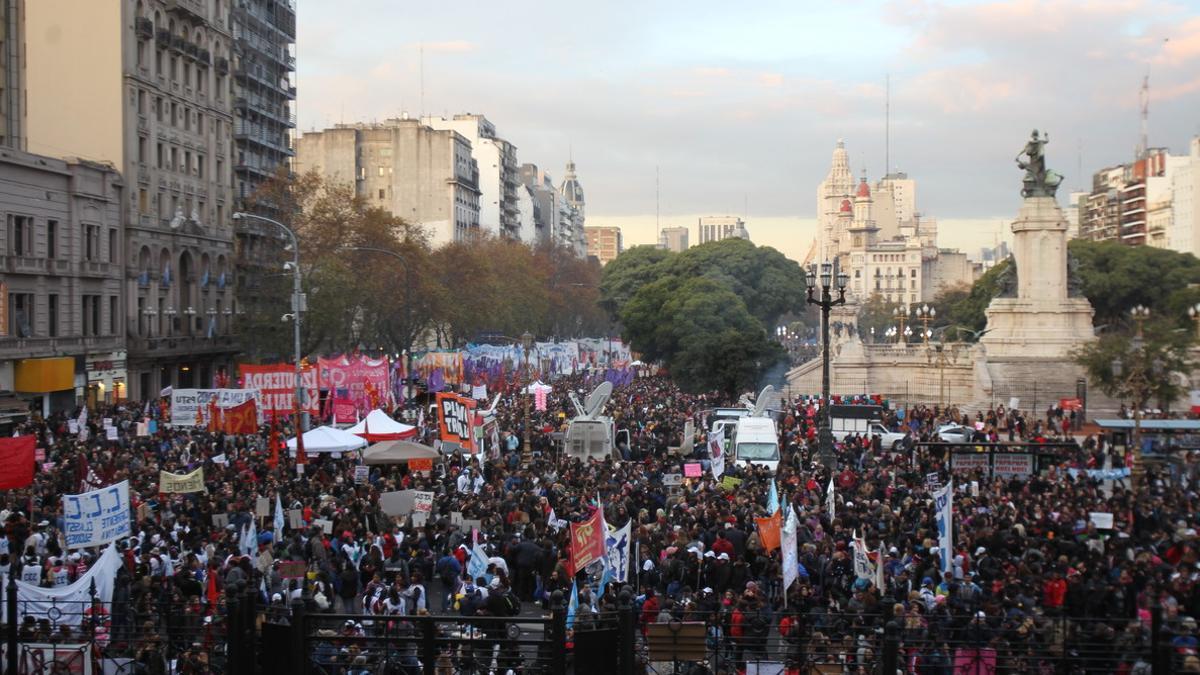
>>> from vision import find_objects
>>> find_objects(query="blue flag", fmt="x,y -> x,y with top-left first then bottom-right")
767,481 -> 780,515
566,581 -> 579,630
596,564 -> 614,601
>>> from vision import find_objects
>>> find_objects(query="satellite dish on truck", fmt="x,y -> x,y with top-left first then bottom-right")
564,381 -> 616,461
751,385 -> 775,418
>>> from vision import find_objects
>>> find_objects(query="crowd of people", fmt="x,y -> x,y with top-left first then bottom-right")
3,370 -> 1200,673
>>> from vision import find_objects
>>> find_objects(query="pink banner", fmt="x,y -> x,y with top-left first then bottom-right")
318,355 -> 390,416
238,363 -> 319,418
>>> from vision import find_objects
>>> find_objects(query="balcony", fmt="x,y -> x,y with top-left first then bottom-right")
0,335 -> 124,360
171,35 -> 186,53
79,261 -> 113,277
2,256 -> 47,275
127,333 -> 239,357
165,0 -> 207,23
156,28 -> 171,44
216,57 -> 229,75
135,17 -> 153,39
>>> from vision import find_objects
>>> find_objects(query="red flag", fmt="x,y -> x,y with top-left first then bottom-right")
221,399 -> 258,435
206,398 -> 221,432
206,567 -> 220,607
0,436 -> 35,489
568,508 -> 606,575
267,414 -> 280,470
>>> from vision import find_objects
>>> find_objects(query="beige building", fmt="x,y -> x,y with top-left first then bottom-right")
24,0 -> 240,399
658,225 -> 688,252
584,226 -> 622,265
295,118 -> 481,247
422,114 -> 519,239
698,216 -> 748,244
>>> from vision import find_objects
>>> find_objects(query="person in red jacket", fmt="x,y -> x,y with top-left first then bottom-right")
1042,570 -> 1067,612
640,589 -> 660,636
711,532 -> 735,558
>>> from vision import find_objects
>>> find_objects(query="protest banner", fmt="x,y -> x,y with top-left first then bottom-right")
436,392 -> 476,452
277,561 -> 307,579
720,476 -> 743,491
287,509 -> 304,529
318,355 -> 390,418
169,388 -> 260,428
993,453 -> 1034,478
413,491 -> 434,513
1089,512 -> 1115,529
222,399 -> 259,434
158,468 -> 206,494
950,453 -> 989,473
409,458 -> 433,473
683,463 -> 702,478
105,427 -> 118,441
255,497 -> 270,517
354,465 -> 369,484
380,490 -> 415,516
662,474 -> 683,486
313,518 -> 333,534
63,480 -> 131,549
0,437 -> 34,490
237,364 -> 318,418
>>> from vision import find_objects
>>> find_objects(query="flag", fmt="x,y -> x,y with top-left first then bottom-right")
569,509 -> 606,575
468,543 -> 491,585
709,434 -> 725,480
240,519 -> 257,558
876,541 -> 885,592
597,564 -> 614,601
767,481 -> 780,515
852,530 -> 874,580
206,397 -> 221,433
933,481 -> 954,574
781,503 -> 800,597
547,508 -> 566,532
206,567 -> 220,606
604,521 -> 632,584
826,477 -> 836,521
273,493 -> 284,533
755,511 -> 782,552
222,399 -> 258,435
566,581 -> 579,630
0,436 -> 35,490
267,415 -> 280,469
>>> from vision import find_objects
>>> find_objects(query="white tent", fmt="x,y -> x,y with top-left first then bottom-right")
286,425 -> 367,454
523,380 -> 553,395
347,409 -> 417,442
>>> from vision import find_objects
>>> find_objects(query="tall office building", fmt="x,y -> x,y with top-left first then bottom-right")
658,226 -> 688,252
24,0 -> 240,399
584,226 -> 622,265
698,216 -> 749,244
422,114 -> 520,239
294,118 -> 482,247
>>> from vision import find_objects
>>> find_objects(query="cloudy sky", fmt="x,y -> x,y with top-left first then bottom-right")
296,0 -> 1200,262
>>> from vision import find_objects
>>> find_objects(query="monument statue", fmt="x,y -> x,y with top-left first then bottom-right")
1015,130 -> 1064,198
995,256 -> 1018,298
1067,252 -> 1084,298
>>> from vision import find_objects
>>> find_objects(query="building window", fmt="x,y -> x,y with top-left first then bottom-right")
82,224 -> 100,261
81,295 -> 97,337
156,143 -> 164,168
197,154 -> 204,179
47,220 -> 57,258
9,292 -> 33,337
138,190 -> 148,215
197,115 -> 204,135
139,137 -> 148,163
47,294 -> 58,337
184,151 -> 192,175
170,102 -> 177,127
108,229 -> 117,263
8,214 -> 31,256
156,50 -> 164,76
137,90 -> 146,115
378,189 -> 385,200
109,296 -> 118,335
137,40 -> 146,67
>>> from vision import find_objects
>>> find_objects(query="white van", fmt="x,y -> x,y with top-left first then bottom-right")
732,416 -> 780,472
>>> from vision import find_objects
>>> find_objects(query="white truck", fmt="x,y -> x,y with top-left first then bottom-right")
828,404 -> 907,450
730,386 -> 781,472
564,381 -> 617,461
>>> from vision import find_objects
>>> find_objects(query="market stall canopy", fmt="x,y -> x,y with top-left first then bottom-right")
286,426 -> 368,454
362,440 -> 442,466
347,409 -> 417,442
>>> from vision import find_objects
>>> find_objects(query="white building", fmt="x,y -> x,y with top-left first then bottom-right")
1167,137 -> 1200,256
422,114 -> 520,239
698,216 -> 749,244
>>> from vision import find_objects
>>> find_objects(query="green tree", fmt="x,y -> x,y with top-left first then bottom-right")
1072,320 -> 1194,411
856,293 -> 901,343
598,245 -> 673,319
663,238 -> 807,327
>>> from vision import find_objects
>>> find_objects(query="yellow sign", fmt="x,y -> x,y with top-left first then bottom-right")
158,468 -> 206,494
720,476 -> 743,491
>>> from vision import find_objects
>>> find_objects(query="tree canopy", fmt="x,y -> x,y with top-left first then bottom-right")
600,238 -> 804,396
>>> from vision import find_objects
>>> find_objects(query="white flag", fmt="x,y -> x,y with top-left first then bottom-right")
852,531 -> 874,580
781,504 -> 799,596
932,481 -> 954,574
273,493 -> 285,533
876,542 -> 885,592
709,435 -> 725,480
605,521 -> 632,584
826,477 -> 836,521
240,519 -> 258,558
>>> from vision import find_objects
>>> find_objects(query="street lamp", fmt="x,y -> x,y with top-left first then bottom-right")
232,211 -> 307,432
806,259 -> 848,470
916,304 -> 936,343
1112,304 -> 1159,487
884,326 -> 896,342
893,306 -> 909,344
521,331 -> 534,465
342,246 -> 415,404
1130,304 -> 1150,341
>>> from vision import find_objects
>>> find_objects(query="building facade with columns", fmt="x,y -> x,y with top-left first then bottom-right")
24,0 -> 240,400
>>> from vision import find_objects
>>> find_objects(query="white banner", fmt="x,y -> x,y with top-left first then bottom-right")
932,482 -> 953,574
950,453 -> 989,473
63,481 -> 131,550
0,543 -> 123,626
605,521 -> 632,584
169,388 -> 259,427
709,436 -> 725,480
781,505 -> 799,595
993,453 -> 1034,478
852,532 -> 875,580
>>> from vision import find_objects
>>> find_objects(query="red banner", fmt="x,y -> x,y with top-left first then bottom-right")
569,509 -> 607,575
0,436 -> 35,489
319,355 -> 390,419
222,399 -> 259,435
239,363 -> 319,417
436,392 -> 476,452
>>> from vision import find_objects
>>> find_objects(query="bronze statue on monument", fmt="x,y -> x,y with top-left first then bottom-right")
1015,130 -> 1064,198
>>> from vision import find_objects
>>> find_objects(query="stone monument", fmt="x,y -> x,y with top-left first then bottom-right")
980,130 -> 1095,359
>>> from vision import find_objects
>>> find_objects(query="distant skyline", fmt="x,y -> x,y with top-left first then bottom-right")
296,0 -> 1200,261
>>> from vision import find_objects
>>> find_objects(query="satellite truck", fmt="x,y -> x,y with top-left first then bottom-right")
563,381 -> 617,460
730,385 -> 782,472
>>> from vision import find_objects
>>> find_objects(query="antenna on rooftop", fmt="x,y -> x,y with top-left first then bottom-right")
1138,38 -> 1170,159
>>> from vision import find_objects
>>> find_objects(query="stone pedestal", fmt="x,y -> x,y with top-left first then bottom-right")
980,197 -> 1095,359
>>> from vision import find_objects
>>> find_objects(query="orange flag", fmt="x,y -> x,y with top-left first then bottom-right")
568,508 -> 606,575
755,511 -> 782,552
206,398 -> 221,433
222,399 -> 258,435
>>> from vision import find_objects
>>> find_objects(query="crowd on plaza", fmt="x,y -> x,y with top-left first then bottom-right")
2,368 -> 1200,673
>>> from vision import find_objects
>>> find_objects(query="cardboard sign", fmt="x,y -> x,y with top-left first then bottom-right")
1089,512 -> 1115,529
435,392 -> 476,452
450,512 -> 464,527
67,420 -> 78,434
463,518 -> 482,533
313,518 -> 333,534
410,512 -> 428,528
354,465 -> 369,484
136,422 -> 149,437
34,448 -> 45,462
1008,397 -> 1019,410
662,474 -> 683,486
255,497 -> 270,518
137,503 -> 152,521
102,418 -> 113,429
683,463 -> 702,478
41,462 -> 55,472
287,509 -> 304,530
413,491 -> 434,513
925,472 -> 941,489
380,490 -> 414,516
720,476 -> 743,491
409,458 -> 433,473
212,513 -> 230,528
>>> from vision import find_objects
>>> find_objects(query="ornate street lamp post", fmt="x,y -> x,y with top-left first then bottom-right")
807,260 -> 849,470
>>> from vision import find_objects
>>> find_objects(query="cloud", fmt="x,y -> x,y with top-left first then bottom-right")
418,40 -> 475,53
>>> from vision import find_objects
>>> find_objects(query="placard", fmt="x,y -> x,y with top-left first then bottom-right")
354,465 -> 369,484
409,458 -> 433,473
287,509 -> 304,529
380,490 -> 415,516
410,512 -> 428,527
277,560 -> 307,579
41,462 -> 55,472
102,418 -> 113,429
136,503 -> 152,521
662,474 -> 683,486
313,518 -> 333,534
255,497 -> 270,518
450,512 -> 464,527
136,422 -> 149,437
993,453 -> 1034,478
212,513 -> 230,528
683,463 -> 702,478
720,476 -> 743,491
158,468 -> 206,494
1008,397 -> 1019,410
1089,512 -> 1115,529
951,453 -> 989,473
435,392 -> 476,452
413,491 -> 434,513
34,448 -> 45,462
105,427 -> 118,441
211,453 -> 227,465
67,420 -> 78,434
463,518 -> 482,533
63,480 -> 131,549
925,472 -> 941,489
